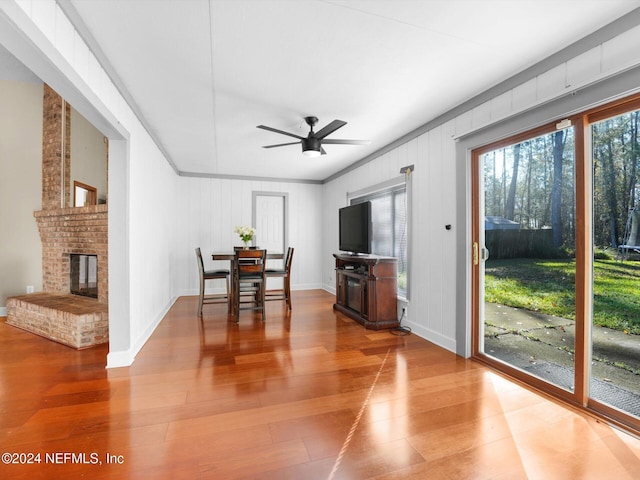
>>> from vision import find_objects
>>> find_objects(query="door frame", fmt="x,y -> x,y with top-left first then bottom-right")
470,117 -> 589,408
252,191 -> 288,253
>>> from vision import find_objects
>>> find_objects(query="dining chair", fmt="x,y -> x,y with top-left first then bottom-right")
265,247 -> 294,310
233,248 -> 267,321
195,247 -> 230,315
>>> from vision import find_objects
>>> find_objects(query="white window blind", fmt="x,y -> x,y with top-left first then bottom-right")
351,182 -> 408,298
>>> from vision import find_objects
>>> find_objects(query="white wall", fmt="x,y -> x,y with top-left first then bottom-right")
175,177 -> 323,296
323,19 -> 640,356
126,131 -> 179,349
0,80 -> 43,311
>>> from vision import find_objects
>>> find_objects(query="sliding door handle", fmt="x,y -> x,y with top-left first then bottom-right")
473,243 -> 489,265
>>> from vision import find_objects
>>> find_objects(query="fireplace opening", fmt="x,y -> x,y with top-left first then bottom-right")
70,254 -> 98,299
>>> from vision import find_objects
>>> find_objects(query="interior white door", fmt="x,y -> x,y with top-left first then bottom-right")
254,193 -> 287,286
254,194 -> 284,252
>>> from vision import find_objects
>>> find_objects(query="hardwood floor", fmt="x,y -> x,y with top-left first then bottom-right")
1,290 -> 639,479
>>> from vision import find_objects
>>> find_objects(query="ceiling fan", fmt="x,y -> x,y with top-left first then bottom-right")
257,116 -> 370,157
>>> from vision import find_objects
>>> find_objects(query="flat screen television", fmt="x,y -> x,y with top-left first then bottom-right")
339,202 -> 371,254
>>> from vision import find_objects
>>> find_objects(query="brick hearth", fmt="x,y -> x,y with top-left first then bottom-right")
7,293 -> 108,349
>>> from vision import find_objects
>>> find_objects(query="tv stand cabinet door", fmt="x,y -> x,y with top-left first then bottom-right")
336,271 -> 346,306
332,253 -> 399,330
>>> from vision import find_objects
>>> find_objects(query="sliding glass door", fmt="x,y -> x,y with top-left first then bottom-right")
474,124 -> 577,395
473,94 -> 640,432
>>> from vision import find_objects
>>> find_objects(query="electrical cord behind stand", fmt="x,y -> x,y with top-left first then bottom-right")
390,307 -> 411,336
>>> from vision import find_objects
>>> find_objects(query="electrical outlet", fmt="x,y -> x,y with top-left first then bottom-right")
26,285 -> 34,294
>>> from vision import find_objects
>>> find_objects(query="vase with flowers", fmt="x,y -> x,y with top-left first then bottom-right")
234,225 -> 256,249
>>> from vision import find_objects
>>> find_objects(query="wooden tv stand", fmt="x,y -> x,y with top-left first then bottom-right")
333,253 -> 399,330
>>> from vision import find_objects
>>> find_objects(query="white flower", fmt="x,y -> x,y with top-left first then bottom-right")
234,225 -> 256,242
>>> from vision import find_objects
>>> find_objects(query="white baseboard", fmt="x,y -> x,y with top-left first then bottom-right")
404,321 -> 457,354
106,350 -> 136,369
323,285 -> 336,295
292,283 -> 324,291
106,296 -> 177,369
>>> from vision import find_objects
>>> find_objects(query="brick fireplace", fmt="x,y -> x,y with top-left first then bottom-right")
33,205 -> 108,304
7,202 -> 109,351
5,84 -> 109,349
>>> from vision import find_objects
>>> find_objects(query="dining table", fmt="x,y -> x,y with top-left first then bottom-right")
211,250 -> 284,315
211,251 -> 284,262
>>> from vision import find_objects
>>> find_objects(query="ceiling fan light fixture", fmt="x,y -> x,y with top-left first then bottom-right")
302,138 -> 321,157
302,148 -> 321,158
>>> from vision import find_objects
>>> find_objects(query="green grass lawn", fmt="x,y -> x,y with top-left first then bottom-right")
484,258 -> 640,334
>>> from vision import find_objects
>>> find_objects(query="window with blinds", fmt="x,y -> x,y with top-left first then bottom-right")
351,183 -> 408,298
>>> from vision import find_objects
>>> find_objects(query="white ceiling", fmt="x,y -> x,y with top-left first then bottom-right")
50,1 -> 640,181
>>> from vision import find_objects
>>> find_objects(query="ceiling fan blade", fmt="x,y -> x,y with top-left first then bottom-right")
257,125 -> 304,140
315,119 -> 347,139
322,139 -> 371,145
262,141 -> 300,149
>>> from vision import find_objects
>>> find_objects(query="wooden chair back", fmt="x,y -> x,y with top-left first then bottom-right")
235,249 -> 267,277
284,247 -> 294,273
195,247 -> 206,277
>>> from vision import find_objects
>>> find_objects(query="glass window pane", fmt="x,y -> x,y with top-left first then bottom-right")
481,127 -> 576,393
371,196 -> 392,256
591,109 -> 640,418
